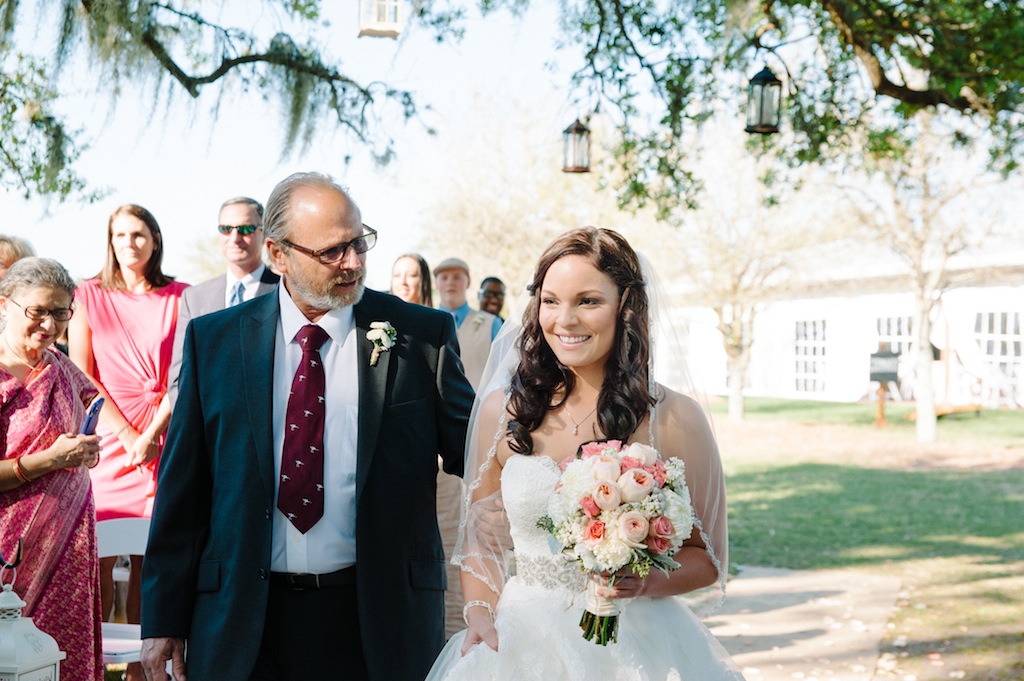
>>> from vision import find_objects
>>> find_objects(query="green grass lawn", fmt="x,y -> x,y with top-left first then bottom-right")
714,396 -> 1024,680
710,395 -> 1024,441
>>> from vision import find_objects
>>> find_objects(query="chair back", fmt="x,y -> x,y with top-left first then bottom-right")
96,517 -> 151,559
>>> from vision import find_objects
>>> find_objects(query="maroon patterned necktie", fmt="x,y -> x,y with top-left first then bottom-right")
278,324 -> 330,533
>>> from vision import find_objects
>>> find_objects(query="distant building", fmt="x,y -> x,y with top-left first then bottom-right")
675,245 -> 1024,410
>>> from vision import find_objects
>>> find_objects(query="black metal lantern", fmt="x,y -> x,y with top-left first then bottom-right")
745,65 -> 782,134
562,118 -> 591,173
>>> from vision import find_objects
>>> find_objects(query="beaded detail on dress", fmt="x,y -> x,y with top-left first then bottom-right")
501,455 -> 583,593
513,554 -> 581,591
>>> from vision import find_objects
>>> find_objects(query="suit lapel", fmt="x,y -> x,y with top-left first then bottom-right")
353,293 -> 390,501
241,292 -> 281,502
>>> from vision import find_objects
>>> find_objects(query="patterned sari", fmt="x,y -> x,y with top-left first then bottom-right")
0,348 -> 104,681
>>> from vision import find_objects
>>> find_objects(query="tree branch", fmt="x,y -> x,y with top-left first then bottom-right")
819,0 -> 980,115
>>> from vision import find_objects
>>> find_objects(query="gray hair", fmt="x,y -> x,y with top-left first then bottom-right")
0,257 -> 76,298
263,172 -> 361,244
0,258 -> 76,331
220,196 -> 265,221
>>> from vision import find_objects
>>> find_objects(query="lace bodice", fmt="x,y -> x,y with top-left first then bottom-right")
501,455 -> 580,591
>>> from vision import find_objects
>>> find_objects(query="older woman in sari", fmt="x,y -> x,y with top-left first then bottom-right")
0,257 -> 104,681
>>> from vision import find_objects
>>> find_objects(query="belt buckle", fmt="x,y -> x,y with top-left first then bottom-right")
288,573 -> 318,590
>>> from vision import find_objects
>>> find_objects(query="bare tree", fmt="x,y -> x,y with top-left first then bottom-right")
844,117 -> 1007,441
658,130 -> 847,420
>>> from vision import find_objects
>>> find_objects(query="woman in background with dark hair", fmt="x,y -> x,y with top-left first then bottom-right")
391,253 -> 433,306
428,227 -> 743,680
68,204 -> 188,681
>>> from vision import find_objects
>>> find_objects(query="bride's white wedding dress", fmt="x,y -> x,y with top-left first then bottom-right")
426,454 -> 745,681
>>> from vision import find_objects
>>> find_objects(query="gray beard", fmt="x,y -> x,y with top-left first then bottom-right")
288,276 -> 365,311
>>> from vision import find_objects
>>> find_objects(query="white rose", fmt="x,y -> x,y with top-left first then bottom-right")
623,442 -> 659,466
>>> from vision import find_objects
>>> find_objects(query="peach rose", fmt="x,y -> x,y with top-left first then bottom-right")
649,515 -> 675,539
592,480 -> 622,511
583,519 -> 606,545
579,496 -> 601,518
591,456 -> 622,482
617,468 -> 655,503
618,510 -> 650,548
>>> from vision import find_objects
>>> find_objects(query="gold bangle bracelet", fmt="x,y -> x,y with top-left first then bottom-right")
13,456 -> 31,484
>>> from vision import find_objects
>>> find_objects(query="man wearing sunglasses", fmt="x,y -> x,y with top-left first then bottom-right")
142,172 -> 474,681
168,196 -> 280,405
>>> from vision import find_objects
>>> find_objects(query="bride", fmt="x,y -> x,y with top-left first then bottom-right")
427,227 -> 745,680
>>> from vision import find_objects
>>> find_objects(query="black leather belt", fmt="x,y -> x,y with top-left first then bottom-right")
270,566 -> 356,590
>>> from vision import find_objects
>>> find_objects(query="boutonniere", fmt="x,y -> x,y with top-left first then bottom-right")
473,315 -> 485,331
367,321 -> 397,366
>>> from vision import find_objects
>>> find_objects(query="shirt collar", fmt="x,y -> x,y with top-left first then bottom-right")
278,280 -> 355,346
229,263 -> 266,289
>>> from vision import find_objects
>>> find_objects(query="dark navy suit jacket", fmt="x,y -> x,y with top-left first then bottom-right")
141,288 -> 474,680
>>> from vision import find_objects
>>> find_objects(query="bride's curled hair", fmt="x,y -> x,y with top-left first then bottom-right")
509,227 -> 655,454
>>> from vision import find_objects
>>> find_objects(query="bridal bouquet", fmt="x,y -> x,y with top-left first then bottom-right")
537,440 -> 693,645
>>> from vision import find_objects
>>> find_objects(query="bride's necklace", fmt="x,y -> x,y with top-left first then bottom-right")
2,333 -> 41,371
564,402 -> 598,436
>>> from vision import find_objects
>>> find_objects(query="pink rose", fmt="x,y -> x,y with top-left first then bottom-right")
591,455 -> 621,482
583,519 -> 606,545
580,440 -> 623,459
579,496 -> 601,518
617,468 -> 655,503
646,535 -> 672,554
619,456 -> 644,473
649,515 -> 675,539
591,480 -> 622,511
644,460 -> 668,488
618,510 -> 650,548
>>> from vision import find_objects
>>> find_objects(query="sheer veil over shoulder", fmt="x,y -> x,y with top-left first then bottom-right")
451,253 -> 730,617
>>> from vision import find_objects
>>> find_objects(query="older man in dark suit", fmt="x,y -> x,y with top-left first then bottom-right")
140,173 -> 474,680
168,196 -> 279,405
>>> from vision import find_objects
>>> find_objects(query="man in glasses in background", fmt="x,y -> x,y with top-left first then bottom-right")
168,196 -> 279,405
141,172 -> 474,681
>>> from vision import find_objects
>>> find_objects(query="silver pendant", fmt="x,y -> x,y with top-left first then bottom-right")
572,425 -> 579,436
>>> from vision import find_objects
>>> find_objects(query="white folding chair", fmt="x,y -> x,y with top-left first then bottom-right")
95,517 -> 151,665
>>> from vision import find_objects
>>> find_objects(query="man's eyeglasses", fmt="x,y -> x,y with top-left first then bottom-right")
281,227 -> 378,265
8,299 -> 74,322
218,224 -> 260,236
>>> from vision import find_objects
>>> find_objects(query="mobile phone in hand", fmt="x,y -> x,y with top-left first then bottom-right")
81,398 -> 104,435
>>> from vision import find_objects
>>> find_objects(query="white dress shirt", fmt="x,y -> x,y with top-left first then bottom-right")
270,284 -> 359,573
224,263 -> 268,307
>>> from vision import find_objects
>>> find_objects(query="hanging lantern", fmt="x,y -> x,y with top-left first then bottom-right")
562,118 -> 591,173
0,562 -> 66,680
358,0 -> 402,39
745,65 -> 782,134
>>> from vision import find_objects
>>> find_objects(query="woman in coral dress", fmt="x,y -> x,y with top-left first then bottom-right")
68,204 -> 187,681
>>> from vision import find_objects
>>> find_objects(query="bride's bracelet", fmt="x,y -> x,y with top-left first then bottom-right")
462,600 -> 495,625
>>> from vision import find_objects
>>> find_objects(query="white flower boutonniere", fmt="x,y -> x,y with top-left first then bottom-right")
367,321 -> 397,366
473,315 -> 486,331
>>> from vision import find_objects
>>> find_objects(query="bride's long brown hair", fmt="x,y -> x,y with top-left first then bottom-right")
508,227 -> 654,455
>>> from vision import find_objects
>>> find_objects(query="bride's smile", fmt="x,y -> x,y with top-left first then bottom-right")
539,254 -> 619,374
